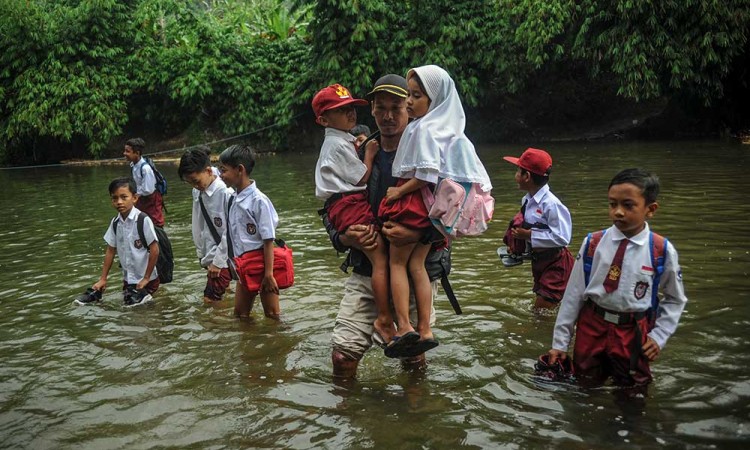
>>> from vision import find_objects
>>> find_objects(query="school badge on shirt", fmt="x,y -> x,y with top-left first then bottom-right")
134,239 -> 143,249
214,217 -> 223,228
634,281 -> 649,300
246,223 -> 257,235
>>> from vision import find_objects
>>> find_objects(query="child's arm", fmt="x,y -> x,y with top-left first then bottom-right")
92,245 -> 116,293
260,238 -> 279,294
525,202 -> 573,248
356,139 -> 378,186
385,178 -> 427,203
137,240 -> 159,290
645,242 -> 688,356
549,238 -> 588,361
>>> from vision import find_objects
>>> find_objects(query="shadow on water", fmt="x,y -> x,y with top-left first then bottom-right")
0,140 -> 748,448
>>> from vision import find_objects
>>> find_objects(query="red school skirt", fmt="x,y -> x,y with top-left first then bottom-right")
327,191 -> 376,232
378,179 -> 432,230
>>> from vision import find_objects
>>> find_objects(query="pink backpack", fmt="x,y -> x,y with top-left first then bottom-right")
423,179 -> 494,238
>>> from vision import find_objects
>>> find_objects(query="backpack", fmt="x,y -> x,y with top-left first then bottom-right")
113,213 -> 174,283
423,179 -> 495,239
582,229 -> 668,326
140,157 -> 168,196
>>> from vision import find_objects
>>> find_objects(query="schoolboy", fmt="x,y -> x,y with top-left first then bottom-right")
503,148 -> 574,309
76,177 -> 160,306
350,124 -> 371,149
178,147 -> 234,305
219,144 -> 281,319
123,137 -> 165,227
313,84 -> 394,343
548,168 -> 688,389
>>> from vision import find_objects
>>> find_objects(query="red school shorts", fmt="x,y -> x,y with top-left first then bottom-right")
378,179 -> 432,230
137,192 -> 165,227
204,268 -> 232,302
327,191 -> 376,232
531,247 -> 574,302
572,302 -> 653,387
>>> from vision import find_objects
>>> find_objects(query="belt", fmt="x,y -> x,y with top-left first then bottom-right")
530,247 -> 563,262
586,299 -> 650,325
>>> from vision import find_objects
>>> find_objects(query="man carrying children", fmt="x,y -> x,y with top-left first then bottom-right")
321,74 -> 451,379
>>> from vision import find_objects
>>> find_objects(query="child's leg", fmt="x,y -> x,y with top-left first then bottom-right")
204,268 -> 232,305
408,242 -> 434,341
362,234 -> 393,341
234,283 -> 257,318
389,242 -> 418,336
259,290 -> 281,320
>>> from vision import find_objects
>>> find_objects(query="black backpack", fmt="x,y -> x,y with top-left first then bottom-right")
113,213 -> 174,283
140,157 -> 168,196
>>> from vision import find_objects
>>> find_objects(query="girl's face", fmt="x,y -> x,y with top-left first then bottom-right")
406,76 -> 431,119
608,182 -> 658,237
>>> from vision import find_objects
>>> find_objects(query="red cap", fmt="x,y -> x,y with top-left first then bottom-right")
503,148 -> 552,176
312,84 -> 368,120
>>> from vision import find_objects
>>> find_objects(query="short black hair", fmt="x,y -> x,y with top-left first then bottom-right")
109,177 -> 137,195
609,168 -> 660,204
520,168 -> 550,187
125,138 -> 146,154
350,124 -> 371,136
219,144 -> 255,175
178,146 -> 212,180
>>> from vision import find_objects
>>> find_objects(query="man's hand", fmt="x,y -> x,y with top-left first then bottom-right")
642,336 -> 661,361
341,224 -> 378,251
381,220 -> 420,247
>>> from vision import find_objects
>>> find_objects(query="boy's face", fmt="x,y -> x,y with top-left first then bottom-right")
406,76 -> 430,119
608,182 -> 658,238
514,168 -> 534,191
183,167 -> 215,192
354,133 -> 368,148
319,105 -> 356,131
110,186 -> 138,217
123,145 -> 140,163
219,163 -> 242,189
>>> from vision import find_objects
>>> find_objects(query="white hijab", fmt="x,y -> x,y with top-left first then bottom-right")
392,65 -> 492,192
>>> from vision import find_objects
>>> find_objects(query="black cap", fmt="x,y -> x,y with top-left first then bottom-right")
366,74 -> 408,99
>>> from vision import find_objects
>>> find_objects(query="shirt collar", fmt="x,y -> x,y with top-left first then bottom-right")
118,207 -> 140,223
130,158 -> 146,169
325,127 -> 356,143
530,184 -> 550,204
609,222 -> 651,246
235,180 -> 257,201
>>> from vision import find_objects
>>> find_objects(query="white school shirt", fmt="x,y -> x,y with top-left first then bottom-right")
191,175 -> 233,269
552,223 -> 687,351
103,207 -> 159,284
521,184 -> 572,249
314,128 -> 367,200
227,182 -> 278,256
131,158 -> 156,196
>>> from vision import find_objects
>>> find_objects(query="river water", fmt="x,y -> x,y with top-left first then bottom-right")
0,140 -> 748,449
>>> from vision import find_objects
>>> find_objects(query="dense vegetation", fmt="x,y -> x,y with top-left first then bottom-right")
1,0 -> 748,164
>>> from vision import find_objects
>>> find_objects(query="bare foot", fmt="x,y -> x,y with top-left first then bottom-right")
374,318 -> 397,343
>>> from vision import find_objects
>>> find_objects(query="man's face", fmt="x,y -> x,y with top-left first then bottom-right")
371,93 -> 408,138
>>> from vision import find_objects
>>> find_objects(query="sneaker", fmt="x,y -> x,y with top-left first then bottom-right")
123,288 -> 153,307
534,353 -> 574,381
74,288 -> 102,306
497,247 -> 524,267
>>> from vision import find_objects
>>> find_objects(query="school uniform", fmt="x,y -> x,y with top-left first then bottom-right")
315,128 -> 374,232
552,223 -> 687,385
520,184 -> 574,302
191,175 -> 233,300
104,206 -> 160,293
227,181 -> 278,256
131,158 -> 165,227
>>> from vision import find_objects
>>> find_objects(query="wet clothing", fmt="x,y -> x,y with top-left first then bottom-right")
131,158 -> 165,227
531,247 -> 574,302
552,224 -> 688,385
104,207 -> 159,285
227,182 -> 278,256
378,179 -> 433,230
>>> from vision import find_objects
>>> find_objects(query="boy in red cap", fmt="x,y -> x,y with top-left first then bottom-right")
503,148 -> 574,309
313,84 -> 395,343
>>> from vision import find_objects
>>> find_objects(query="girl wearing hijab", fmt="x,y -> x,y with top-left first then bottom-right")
379,65 -> 492,357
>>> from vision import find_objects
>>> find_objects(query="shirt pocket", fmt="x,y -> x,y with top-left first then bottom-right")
630,271 -> 654,304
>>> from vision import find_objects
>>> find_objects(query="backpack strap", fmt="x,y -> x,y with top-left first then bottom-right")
583,229 -> 606,286
649,232 -> 668,311
137,212 -> 150,251
198,194 -> 221,245
112,216 -> 119,235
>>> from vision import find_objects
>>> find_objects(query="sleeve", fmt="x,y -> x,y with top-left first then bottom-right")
648,242 -> 688,349
142,216 -> 159,245
414,167 -> 440,184
139,163 -> 157,196
191,192 -> 204,259
320,142 -> 367,186
254,195 -> 278,241
551,238 -> 588,351
103,219 -> 117,247
531,201 -> 573,248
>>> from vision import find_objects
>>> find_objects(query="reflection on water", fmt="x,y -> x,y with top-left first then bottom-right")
1,140 -> 749,448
